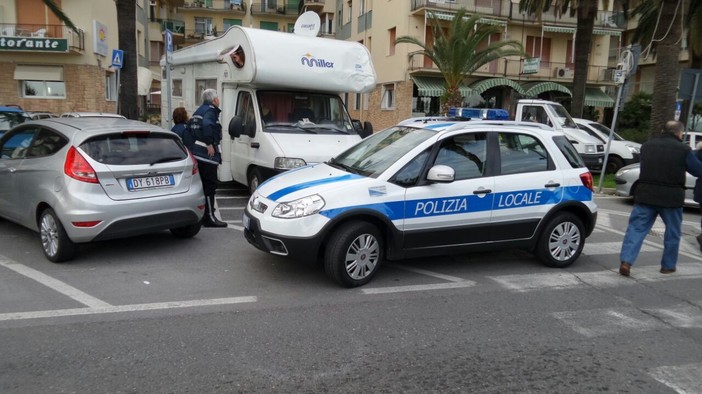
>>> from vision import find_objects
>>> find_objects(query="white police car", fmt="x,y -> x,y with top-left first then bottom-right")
243,119 -> 598,287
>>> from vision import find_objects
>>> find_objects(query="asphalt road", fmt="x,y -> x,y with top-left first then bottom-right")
1,185 -> 701,393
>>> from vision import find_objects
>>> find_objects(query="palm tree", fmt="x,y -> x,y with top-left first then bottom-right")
630,0 -> 702,136
395,9 -> 524,114
42,0 -> 138,119
518,0 -> 602,119
115,0 -> 138,120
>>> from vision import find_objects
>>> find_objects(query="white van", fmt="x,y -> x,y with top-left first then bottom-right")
514,100 -> 605,172
161,25 -> 377,192
573,118 -> 641,173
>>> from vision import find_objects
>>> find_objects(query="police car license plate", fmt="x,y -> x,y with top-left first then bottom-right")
242,213 -> 250,230
127,175 -> 175,191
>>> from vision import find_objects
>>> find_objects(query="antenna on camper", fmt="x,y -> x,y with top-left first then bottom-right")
294,11 -> 321,37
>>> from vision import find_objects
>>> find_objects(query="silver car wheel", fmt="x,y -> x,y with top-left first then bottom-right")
344,233 -> 380,280
40,214 -> 60,257
548,221 -> 581,262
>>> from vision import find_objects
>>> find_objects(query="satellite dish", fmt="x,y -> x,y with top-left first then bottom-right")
294,11 -> 321,37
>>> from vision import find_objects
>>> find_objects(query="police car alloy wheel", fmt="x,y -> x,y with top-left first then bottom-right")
39,208 -> 76,263
324,221 -> 383,288
536,213 -> 584,268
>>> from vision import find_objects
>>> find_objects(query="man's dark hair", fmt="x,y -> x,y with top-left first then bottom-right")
663,120 -> 684,135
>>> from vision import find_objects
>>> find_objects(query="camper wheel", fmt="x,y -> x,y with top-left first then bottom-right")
248,167 -> 263,193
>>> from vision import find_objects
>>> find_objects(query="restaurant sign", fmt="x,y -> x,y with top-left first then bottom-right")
0,37 -> 69,52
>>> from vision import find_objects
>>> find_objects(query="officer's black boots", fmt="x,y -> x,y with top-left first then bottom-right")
203,195 -> 227,228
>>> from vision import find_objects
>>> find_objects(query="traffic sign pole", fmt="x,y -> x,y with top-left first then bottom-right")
111,49 -> 124,115
165,30 -> 173,130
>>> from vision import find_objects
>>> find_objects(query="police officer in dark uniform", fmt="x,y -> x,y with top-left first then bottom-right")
183,88 -> 227,228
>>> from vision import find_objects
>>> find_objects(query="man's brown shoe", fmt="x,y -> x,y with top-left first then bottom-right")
619,262 -> 631,277
660,267 -> 676,274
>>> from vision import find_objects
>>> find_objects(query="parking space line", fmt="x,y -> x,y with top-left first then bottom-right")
0,257 -> 111,308
0,296 -> 258,322
385,263 -> 467,282
361,281 -> 476,295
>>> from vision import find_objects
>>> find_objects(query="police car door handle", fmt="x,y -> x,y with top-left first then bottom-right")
473,188 -> 492,195
544,182 -> 560,188
250,142 -> 260,148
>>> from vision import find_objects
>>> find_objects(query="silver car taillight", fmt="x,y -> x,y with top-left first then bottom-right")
64,146 -> 98,183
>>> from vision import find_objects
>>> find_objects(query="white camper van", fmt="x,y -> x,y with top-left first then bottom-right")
161,25 -> 377,192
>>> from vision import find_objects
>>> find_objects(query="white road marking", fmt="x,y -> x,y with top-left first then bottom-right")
552,308 -> 667,338
0,258 -> 111,308
0,297 -> 257,322
215,196 -> 250,200
583,241 -> 657,255
645,303 -> 702,329
598,208 -> 701,228
361,281 -> 476,295
218,207 -> 245,211
489,271 -> 582,292
385,263 -> 467,282
649,363 -> 702,394
488,263 -> 702,292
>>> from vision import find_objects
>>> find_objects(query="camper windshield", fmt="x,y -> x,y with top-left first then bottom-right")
548,103 -> 577,129
257,91 -> 355,135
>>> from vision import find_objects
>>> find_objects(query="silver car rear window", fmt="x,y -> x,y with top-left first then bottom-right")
80,132 -> 187,165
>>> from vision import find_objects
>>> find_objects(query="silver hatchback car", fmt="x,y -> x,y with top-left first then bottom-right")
0,117 -> 205,262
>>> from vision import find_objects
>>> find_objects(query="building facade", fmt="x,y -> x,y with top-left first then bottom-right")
0,0 -> 119,114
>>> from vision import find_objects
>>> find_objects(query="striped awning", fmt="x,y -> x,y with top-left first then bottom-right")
470,78 -> 526,95
522,81 -> 572,97
584,87 -> 615,107
427,11 -> 507,27
543,25 -> 576,34
593,29 -> 622,36
411,76 -> 475,97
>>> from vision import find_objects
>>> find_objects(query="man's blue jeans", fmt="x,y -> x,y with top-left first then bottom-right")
620,203 -> 682,270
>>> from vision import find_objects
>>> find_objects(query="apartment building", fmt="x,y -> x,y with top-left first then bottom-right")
334,0 -> 625,129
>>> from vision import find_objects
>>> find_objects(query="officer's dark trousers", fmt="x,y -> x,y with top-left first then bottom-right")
198,161 -> 218,197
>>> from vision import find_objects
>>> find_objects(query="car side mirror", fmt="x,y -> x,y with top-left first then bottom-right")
361,121 -> 373,138
228,116 -> 243,138
426,165 -> 454,183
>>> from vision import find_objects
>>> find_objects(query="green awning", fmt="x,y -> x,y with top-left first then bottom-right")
543,25 -> 576,34
522,81 -> 572,97
470,78 -> 526,95
411,76 -> 474,97
427,11 -> 507,27
593,29 -> 621,36
584,87 -> 615,107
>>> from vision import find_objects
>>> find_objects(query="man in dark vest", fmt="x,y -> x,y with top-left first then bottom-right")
183,89 -> 227,228
619,120 -> 702,276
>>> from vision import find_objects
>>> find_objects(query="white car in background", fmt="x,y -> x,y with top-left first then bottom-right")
573,118 -> 641,173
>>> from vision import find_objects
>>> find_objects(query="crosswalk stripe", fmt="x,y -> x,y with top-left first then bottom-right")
552,307 -> 668,338
645,303 -> 702,329
649,363 -> 702,394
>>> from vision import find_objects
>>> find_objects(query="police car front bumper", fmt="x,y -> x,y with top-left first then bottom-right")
242,210 -> 322,262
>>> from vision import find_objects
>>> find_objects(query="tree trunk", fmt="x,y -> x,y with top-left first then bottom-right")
117,0 -> 138,120
571,2 -> 597,118
649,0 -> 683,138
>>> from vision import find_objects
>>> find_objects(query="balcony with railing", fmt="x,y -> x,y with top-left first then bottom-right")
302,0 -> 325,11
410,0 -> 626,30
180,0 -> 247,14
0,23 -> 85,53
407,50 -> 618,85
250,1 -> 299,17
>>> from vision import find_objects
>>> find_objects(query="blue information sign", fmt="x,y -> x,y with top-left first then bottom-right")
111,49 -> 124,69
